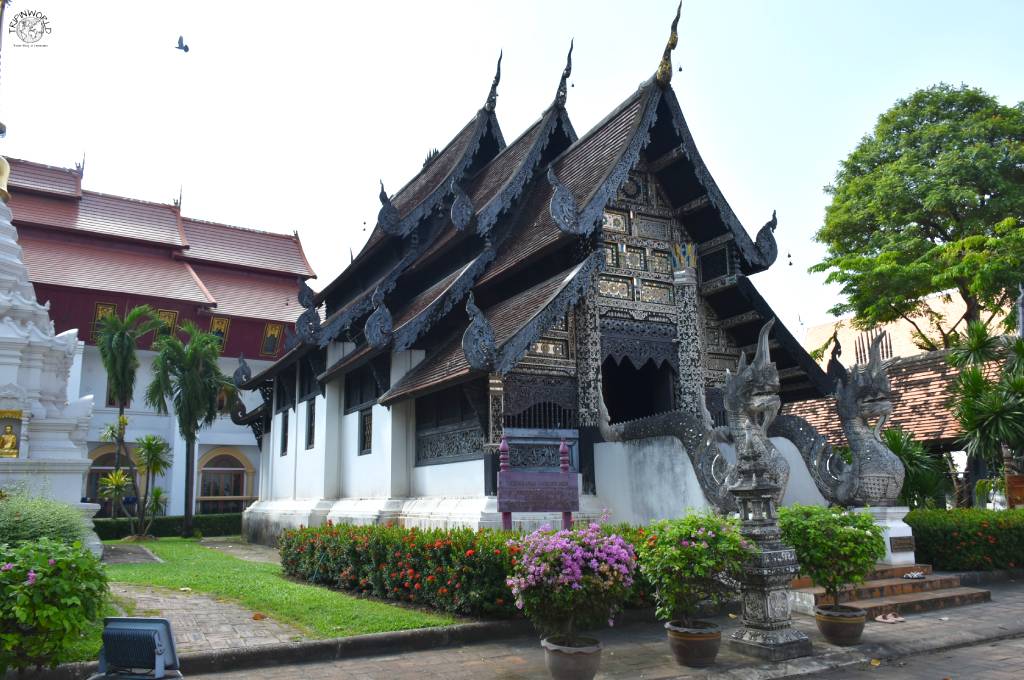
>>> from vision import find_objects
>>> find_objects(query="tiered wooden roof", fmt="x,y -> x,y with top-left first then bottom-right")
8,158 -> 314,333
247,20 -> 829,403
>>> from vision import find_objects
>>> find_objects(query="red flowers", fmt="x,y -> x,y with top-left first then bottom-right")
465,549 -> 475,557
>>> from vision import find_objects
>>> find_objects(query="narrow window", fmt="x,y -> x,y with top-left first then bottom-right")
280,410 -> 289,456
358,408 -> 372,455
305,400 -> 316,450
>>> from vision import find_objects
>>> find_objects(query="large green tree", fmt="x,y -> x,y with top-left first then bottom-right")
145,321 -> 233,537
812,84 -> 1024,350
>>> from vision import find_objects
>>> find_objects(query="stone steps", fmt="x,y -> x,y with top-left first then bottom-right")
845,586 -> 992,619
789,563 -> 990,618
791,563 -> 932,589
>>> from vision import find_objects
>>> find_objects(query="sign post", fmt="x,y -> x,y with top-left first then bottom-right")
497,435 -> 579,531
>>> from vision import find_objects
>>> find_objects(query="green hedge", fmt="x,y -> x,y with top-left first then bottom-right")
0,492 -> 87,546
906,508 -> 1024,571
279,522 -> 654,620
94,513 -> 241,540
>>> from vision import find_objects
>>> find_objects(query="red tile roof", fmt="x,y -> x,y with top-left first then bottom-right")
19,235 -> 214,305
782,350 -> 1003,448
9,190 -> 186,247
7,158 -> 81,197
189,264 -> 304,323
182,219 -> 314,277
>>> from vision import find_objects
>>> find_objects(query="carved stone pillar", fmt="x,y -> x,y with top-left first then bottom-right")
575,292 -> 602,428
728,447 -> 812,660
487,373 -> 504,445
673,267 -> 707,425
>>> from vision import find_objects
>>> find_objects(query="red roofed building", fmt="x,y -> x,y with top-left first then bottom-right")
8,158 -> 315,517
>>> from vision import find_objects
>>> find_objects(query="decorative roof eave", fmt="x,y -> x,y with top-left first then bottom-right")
323,104 -> 577,352
236,342 -> 310,390
553,80 -> 663,239
733,275 -> 832,400
230,397 -> 267,426
380,252 -> 604,406
314,107 -> 505,307
658,85 -> 778,274
490,249 -> 605,374
317,342 -> 384,384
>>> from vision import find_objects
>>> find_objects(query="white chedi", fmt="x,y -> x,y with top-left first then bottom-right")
0,166 -> 100,556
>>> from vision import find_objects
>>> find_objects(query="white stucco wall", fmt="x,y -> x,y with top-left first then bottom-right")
411,459 -> 485,497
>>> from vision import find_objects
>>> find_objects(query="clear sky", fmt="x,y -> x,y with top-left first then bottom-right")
1,0 -> 1021,337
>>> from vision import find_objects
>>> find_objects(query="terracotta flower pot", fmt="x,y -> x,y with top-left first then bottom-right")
541,635 -> 603,680
815,604 -> 866,646
665,620 -> 722,668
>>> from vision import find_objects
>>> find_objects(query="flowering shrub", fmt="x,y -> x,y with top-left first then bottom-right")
505,523 -> 635,642
0,538 -> 108,673
907,508 -> 1024,571
280,523 -> 518,617
635,511 -> 755,625
778,505 -> 884,607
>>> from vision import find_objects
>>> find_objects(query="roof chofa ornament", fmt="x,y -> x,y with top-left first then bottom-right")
450,178 -> 475,231
364,287 -> 394,349
484,51 -> 502,112
555,40 -> 573,108
462,291 -> 496,370
547,167 -> 580,234
377,180 -> 401,235
295,277 -> 321,344
655,2 -> 682,89
753,209 -> 779,267
232,353 -> 252,388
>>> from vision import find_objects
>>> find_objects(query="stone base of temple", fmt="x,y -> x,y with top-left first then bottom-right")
728,626 -> 813,661
242,498 -> 335,546
857,505 -> 916,565
243,494 -> 609,546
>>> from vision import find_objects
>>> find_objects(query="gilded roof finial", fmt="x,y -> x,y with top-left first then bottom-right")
0,156 -> 10,204
555,40 -> 573,108
655,2 -> 681,89
484,51 -> 502,112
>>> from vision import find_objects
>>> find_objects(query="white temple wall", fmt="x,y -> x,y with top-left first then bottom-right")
322,381 -> 342,499
294,395 -> 328,499
411,459 -> 485,497
594,436 -> 710,525
338,405 -> 387,497
268,408 -> 297,500
774,437 -> 829,507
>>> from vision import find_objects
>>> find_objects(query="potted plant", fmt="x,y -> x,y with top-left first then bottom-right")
506,523 -> 636,680
779,505 -> 885,646
636,511 -> 756,667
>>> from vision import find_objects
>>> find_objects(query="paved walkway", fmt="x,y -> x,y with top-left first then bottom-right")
201,536 -> 280,564
187,582 -> 1024,679
111,584 -> 307,654
826,635 -> 1024,679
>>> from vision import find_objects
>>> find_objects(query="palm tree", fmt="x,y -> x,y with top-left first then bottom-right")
134,434 -> 171,536
98,469 -> 133,523
94,305 -> 164,473
948,321 -> 1024,503
145,321 -> 233,537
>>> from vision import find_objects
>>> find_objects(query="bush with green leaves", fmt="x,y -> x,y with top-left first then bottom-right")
635,512 -> 755,626
0,491 -> 87,546
93,512 -> 241,540
882,428 -> 951,508
0,538 -> 108,673
907,508 -> 1024,571
778,505 -> 884,608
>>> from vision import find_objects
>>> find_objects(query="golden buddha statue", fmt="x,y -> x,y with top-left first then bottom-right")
0,425 -> 17,457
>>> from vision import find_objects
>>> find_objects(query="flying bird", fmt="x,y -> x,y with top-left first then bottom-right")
176,36 -> 189,53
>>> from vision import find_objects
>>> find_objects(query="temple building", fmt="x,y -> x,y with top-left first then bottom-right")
7,158 -> 315,516
239,27 -> 831,542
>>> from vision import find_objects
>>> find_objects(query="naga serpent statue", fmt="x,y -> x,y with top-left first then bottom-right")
598,318 -> 789,512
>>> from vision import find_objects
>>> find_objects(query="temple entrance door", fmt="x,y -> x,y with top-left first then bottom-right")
601,357 -> 676,423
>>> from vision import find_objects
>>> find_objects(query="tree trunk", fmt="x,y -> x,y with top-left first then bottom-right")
139,469 -> 150,537
182,435 -> 196,538
115,404 -> 124,470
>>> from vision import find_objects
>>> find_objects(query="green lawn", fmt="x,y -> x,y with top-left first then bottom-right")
103,538 -> 455,638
